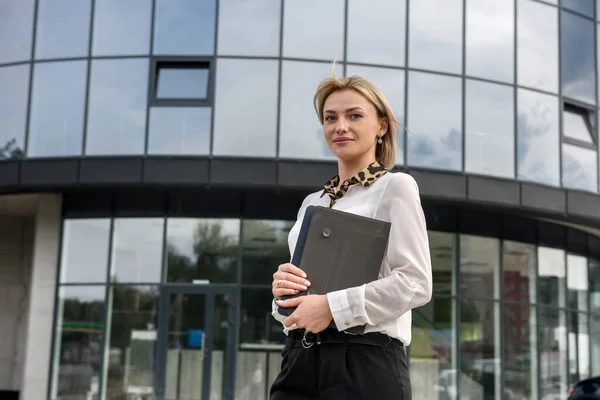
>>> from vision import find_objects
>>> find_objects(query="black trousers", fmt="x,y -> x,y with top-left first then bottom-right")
269,329 -> 412,400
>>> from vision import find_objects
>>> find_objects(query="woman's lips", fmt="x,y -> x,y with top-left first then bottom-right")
333,138 -> 353,144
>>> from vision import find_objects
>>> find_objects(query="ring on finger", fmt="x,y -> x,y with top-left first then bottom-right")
277,280 -> 283,287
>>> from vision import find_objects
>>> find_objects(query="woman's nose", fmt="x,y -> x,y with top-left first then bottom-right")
335,118 -> 348,132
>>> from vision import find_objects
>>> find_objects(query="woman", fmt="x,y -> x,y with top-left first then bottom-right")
269,73 -> 433,400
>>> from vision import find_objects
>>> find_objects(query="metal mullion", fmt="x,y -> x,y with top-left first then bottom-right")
45,217 -> 66,400
461,0 -> 466,175
513,0 -> 519,181
97,216 -> 115,400
403,0 -> 409,167
208,0 -> 220,167
143,0 -> 157,156
454,229 -> 461,399
274,0 -> 284,168
558,3 -> 564,187
80,0 -> 95,157
23,0 -> 40,157
342,0 -> 348,77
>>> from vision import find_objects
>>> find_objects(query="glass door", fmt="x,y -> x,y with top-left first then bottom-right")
155,285 -> 237,400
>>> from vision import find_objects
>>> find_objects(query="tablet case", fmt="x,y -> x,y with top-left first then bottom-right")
278,205 -> 391,333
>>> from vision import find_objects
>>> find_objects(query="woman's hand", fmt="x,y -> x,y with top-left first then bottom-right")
272,263 -> 311,299
277,295 -> 333,333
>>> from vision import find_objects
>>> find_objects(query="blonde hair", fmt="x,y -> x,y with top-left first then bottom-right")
313,69 -> 399,167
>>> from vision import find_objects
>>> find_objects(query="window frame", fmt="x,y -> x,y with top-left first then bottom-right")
562,100 -> 597,150
148,56 -> 214,107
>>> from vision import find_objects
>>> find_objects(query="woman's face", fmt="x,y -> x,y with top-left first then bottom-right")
322,89 -> 387,164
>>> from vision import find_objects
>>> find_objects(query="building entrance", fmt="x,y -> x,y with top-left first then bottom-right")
154,284 -> 238,400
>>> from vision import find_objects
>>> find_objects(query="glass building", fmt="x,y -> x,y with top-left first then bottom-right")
1,0 -> 600,399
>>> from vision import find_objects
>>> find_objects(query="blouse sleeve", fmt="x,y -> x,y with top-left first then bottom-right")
326,173 -> 433,331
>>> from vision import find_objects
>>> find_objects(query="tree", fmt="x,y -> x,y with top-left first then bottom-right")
0,138 -> 24,159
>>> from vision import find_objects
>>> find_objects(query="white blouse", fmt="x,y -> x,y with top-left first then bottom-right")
271,171 -> 433,346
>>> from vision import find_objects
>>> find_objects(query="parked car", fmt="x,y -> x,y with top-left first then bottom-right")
568,376 -> 600,400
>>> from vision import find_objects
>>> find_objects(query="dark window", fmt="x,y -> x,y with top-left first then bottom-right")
562,0 -> 595,18
563,103 -> 595,146
151,59 -> 212,106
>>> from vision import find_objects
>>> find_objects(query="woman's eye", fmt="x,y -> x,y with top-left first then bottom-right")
351,113 -> 362,119
325,116 -> 336,122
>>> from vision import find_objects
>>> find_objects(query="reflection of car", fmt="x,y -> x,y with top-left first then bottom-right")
568,376 -> 600,400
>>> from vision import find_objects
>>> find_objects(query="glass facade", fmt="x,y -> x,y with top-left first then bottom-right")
1,0 -> 599,194
50,216 -> 600,399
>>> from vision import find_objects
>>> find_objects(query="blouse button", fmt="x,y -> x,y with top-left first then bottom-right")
344,321 -> 350,327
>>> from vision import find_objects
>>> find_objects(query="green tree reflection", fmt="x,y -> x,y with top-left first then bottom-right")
0,138 -> 24,159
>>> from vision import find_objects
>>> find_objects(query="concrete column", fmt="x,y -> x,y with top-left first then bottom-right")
20,194 -> 62,400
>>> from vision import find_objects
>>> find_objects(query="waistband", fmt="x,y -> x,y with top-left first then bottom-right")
285,328 -> 395,349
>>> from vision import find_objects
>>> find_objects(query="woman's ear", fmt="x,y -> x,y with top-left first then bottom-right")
379,117 -> 389,136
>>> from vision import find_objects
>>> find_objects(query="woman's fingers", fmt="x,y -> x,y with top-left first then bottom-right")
279,263 -> 307,279
274,287 -> 300,297
273,277 -> 308,292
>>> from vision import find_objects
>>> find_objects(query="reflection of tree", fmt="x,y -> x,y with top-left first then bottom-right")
167,221 -> 239,283
0,138 -> 25,159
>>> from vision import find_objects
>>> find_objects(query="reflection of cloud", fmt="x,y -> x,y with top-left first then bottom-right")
282,0 -> 344,61
346,65 -> 405,165
213,58 -> 279,157
34,0 -> 91,59
516,88 -> 559,186
217,0 -> 280,57
409,0 -> 462,74
92,0 -> 152,56
347,0 -> 406,66
60,220 -> 110,283
85,59 -> 148,155
154,0 -> 216,55
465,79 -> 514,178
148,107 -> 211,155
29,60 -> 87,157
0,0 -> 34,63
0,64 -> 29,152
517,0 -> 558,93
278,60 -> 340,160
562,143 -> 597,192
560,10 -> 595,105
407,71 -> 462,171
466,0 -> 514,83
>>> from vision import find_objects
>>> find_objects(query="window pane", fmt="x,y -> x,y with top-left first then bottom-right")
35,0 -> 91,59
460,235 -> 500,299
347,0 -> 406,66
346,65 -> 406,165
411,298 -> 456,400
407,71 -> 462,171
0,65 -> 29,160
567,254 -> 589,311
157,68 -> 209,99
217,0 -> 280,57
567,312 -> 590,381
282,0 -> 344,61
153,0 -> 216,55
29,60 -> 87,157
466,0 -> 514,83
50,286 -> 106,400
0,0 -> 34,63
517,0 -> 559,93
110,219 -> 164,284
503,241 -> 536,304
104,285 -> 159,398
429,231 -> 456,296
561,10 -> 596,104
92,0 -> 152,56
165,218 -> 239,283
538,247 -> 566,308
591,313 -> 600,376
59,219 -> 110,283
242,220 -> 293,284
409,0 -> 462,74
459,300 -> 501,399
504,304 -> 536,399
563,110 -> 594,143
278,61 -> 342,160
148,107 -> 211,155
85,59 -> 148,156
465,80 -> 515,178
240,288 -> 286,346
562,143 -> 598,192
591,258 -> 600,310
517,89 -> 560,186
213,59 -> 278,157
539,306 -> 568,399
563,0 -> 595,17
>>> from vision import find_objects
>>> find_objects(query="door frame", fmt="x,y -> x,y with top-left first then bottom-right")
154,284 -> 238,400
